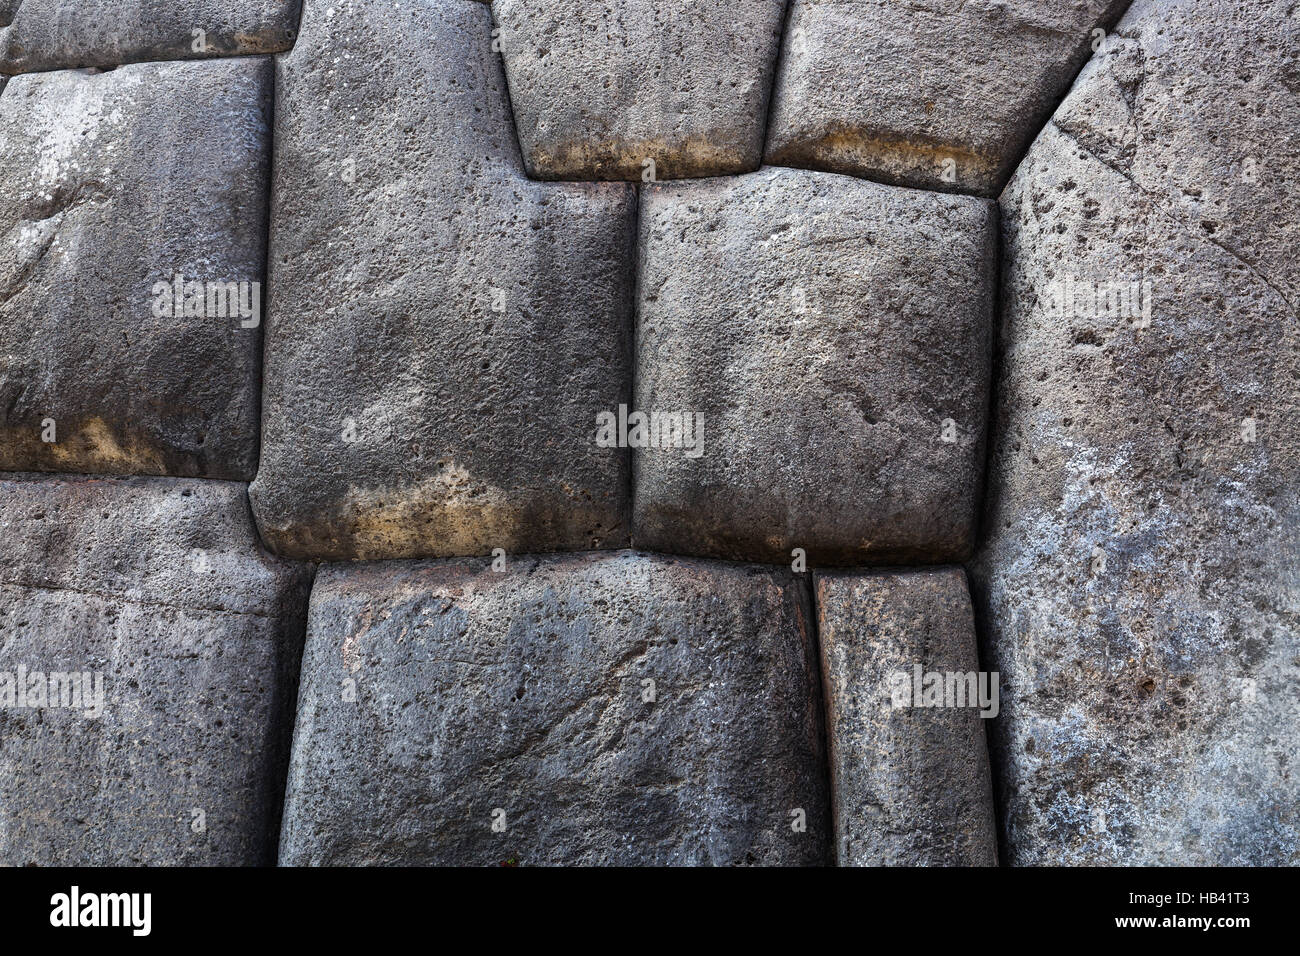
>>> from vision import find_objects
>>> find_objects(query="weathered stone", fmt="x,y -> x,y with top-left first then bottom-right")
0,474 -> 311,866
249,0 -> 636,562
815,566 -> 997,866
279,550 -> 830,865
632,166 -> 995,565
765,0 -> 1131,195
0,0 -> 300,73
0,58 -> 271,480
493,0 -> 786,181
973,0 -> 1300,864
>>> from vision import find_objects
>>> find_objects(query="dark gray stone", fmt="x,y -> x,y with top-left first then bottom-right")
0,474 -> 311,866
765,0 -> 1131,195
815,566 -> 997,866
279,550 -> 831,865
632,166 -> 995,565
973,0 -> 1300,864
0,0 -> 300,73
250,0 -> 637,562
493,0 -> 786,181
0,58 -> 271,480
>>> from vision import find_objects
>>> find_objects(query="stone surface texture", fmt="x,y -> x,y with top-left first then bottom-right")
766,0 -> 1132,195
0,58 -> 271,480
0,475 -> 311,865
0,0 -> 1293,870
250,0 -> 637,562
279,550 -> 830,865
816,566 -> 997,866
973,0 -> 1300,865
0,0 -> 301,73
633,166 -> 995,565
493,0 -> 787,181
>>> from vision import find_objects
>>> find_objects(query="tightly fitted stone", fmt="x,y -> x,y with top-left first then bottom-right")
493,0 -> 786,181
765,0 -> 1131,195
250,0 -> 636,561
0,58 -> 271,480
0,475 -> 311,866
973,0 -> 1300,864
632,166 -> 995,565
0,0 -> 300,73
280,550 -> 830,865
815,567 -> 997,866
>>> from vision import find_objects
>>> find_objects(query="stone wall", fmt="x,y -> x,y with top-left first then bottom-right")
1,0 -> 1294,866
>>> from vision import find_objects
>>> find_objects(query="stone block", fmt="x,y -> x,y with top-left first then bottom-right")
0,474 -> 311,865
279,550 -> 830,865
632,166 -> 995,565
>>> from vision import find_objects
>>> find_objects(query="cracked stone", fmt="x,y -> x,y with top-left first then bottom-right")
972,0 -> 1300,865
0,58 -> 271,480
632,166 -> 995,565
493,0 -> 787,181
0,0 -> 301,74
279,550 -> 831,865
0,474 -> 311,866
250,0 -> 637,562
815,566 -> 998,866
765,0 -> 1133,195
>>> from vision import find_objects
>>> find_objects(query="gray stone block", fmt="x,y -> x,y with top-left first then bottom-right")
815,566 -> 997,866
632,166 -> 995,566
493,0 -> 786,181
0,474 -> 311,866
765,0 -> 1131,195
250,0 -> 637,562
973,0 -> 1300,864
279,550 -> 831,865
0,58 -> 272,480
0,0 -> 301,73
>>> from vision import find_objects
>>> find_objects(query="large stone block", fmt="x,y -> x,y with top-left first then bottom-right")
973,0 -> 1300,864
0,475 -> 311,866
493,0 -> 786,181
632,166 -> 995,565
250,0 -> 636,562
815,567 -> 997,866
280,550 -> 830,865
0,58 -> 272,480
0,0 -> 300,73
765,0 -> 1131,195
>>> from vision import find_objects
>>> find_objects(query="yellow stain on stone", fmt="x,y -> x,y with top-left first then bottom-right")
8,416 -> 168,476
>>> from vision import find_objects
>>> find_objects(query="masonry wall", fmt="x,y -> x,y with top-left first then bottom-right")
1,0 -> 1294,866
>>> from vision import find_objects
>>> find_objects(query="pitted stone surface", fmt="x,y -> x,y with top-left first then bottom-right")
0,475 -> 311,866
493,0 -> 787,181
0,58 -> 271,480
279,550 -> 830,866
815,566 -> 997,866
632,166 -> 995,566
973,0 -> 1300,865
0,0 -> 301,73
250,0 -> 637,562
765,0 -> 1131,196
